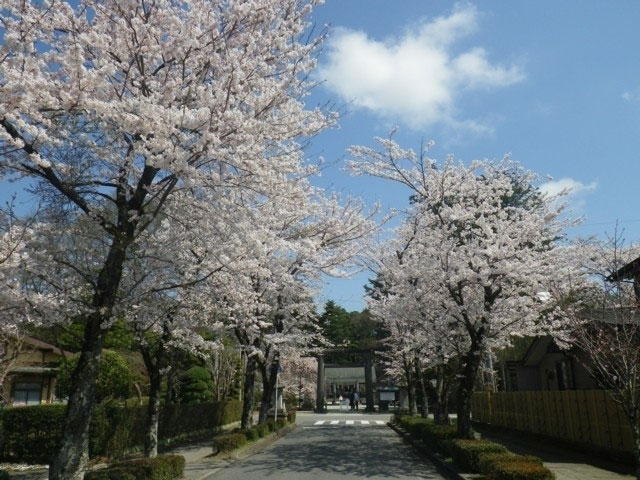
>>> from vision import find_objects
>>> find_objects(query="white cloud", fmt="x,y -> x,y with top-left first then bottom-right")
318,3 -> 524,131
538,178 -> 597,198
622,88 -> 640,102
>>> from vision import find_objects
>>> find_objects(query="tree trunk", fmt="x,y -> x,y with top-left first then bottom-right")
258,361 -> 278,423
48,229 -> 131,480
432,365 -> 451,425
403,356 -> 416,416
415,360 -> 428,419
456,346 -> 483,438
241,355 -> 257,429
48,319 -> 106,480
144,372 -> 162,458
139,321 -> 170,458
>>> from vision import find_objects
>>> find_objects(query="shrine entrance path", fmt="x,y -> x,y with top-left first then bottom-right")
207,410 -> 446,480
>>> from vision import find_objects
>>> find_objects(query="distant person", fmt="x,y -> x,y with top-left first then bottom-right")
338,394 -> 344,411
354,391 -> 360,410
349,391 -> 355,410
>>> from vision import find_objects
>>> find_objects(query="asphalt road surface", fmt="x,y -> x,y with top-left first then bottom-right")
210,408 -> 447,480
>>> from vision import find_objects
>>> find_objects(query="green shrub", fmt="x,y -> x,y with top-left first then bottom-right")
212,433 -> 247,454
477,452 -> 543,475
0,403 -> 66,464
56,351 -> 132,403
90,404 -> 147,459
179,366 -> 214,404
406,419 -> 431,437
492,461 -> 555,480
265,419 -> 276,432
286,410 -> 296,423
276,418 -> 287,430
397,416 -> 424,431
0,470 -> 9,480
0,400 -> 243,463
255,423 -> 269,438
84,455 -> 185,480
239,427 -> 259,442
421,423 -> 458,455
451,439 -> 508,472
395,416 -> 457,456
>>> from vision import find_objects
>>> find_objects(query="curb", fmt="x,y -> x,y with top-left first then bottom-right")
229,423 -> 296,460
387,422 -> 469,480
183,423 -> 297,480
207,422 -> 297,460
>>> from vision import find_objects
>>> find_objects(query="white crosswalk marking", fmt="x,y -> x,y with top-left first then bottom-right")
307,419 -> 387,427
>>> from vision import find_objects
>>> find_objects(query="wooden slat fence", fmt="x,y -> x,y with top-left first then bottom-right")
471,390 -> 633,453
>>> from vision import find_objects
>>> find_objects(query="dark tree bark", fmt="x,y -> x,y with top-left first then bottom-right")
145,371 -> 162,458
456,343 -> 483,438
315,355 -> 325,412
415,358 -> 428,419
241,355 -> 257,429
138,321 -> 171,458
431,365 -> 452,425
49,237 -> 132,480
402,355 -> 416,416
258,359 -> 279,423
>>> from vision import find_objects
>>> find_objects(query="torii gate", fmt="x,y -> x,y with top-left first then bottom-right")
315,348 -> 376,413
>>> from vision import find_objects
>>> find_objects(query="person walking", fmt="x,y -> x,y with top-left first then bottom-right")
349,390 -> 355,410
354,391 -> 360,410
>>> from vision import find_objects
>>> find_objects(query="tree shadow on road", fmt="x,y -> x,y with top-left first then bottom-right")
228,426 -> 444,479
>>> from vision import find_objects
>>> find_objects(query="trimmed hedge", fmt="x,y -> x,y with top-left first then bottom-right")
212,433 -> 247,454
255,423 -> 269,438
84,455 -> 185,480
492,461 -> 555,480
265,419 -> 276,432
451,439 -> 508,472
276,418 -> 287,430
238,428 -> 259,442
478,452 -> 543,474
0,404 -> 66,464
393,415 -> 552,479
286,410 -> 296,423
394,416 -> 457,455
0,400 -> 242,464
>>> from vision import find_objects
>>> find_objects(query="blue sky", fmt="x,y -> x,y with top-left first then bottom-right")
3,1 -> 640,312
306,1 -> 640,310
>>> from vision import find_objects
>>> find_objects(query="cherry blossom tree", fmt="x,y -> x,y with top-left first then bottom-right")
350,133 -> 570,437
369,230 -> 458,423
209,191 -> 379,427
0,199 -> 50,400
0,1 -> 331,477
279,352 -> 317,406
549,236 -> 640,479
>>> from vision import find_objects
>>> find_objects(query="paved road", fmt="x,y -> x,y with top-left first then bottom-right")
209,409 -> 447,480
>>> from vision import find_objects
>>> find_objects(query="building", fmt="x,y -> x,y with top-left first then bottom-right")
324,363 -> 377,402
501,335 -> 598,392
2,336 -> 73,405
